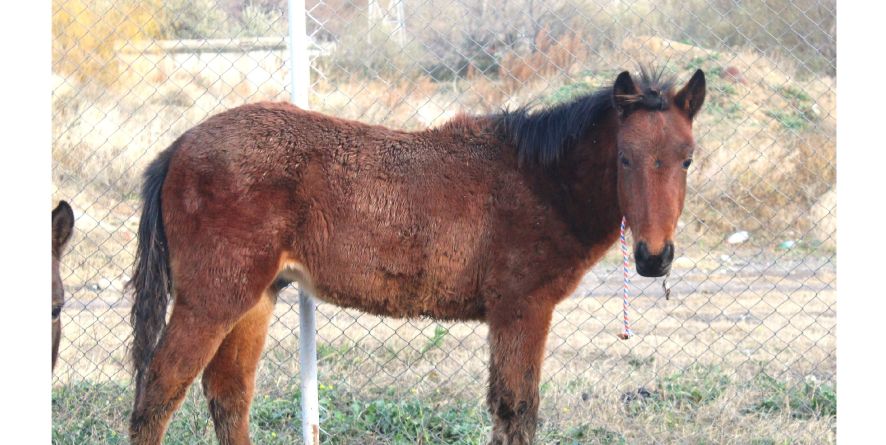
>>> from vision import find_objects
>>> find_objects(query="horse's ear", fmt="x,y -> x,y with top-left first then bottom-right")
673,69 -> 706,120
52,200 -> 74,255
612,71 -> 640,115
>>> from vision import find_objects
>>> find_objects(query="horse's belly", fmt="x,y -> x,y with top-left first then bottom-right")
296,239 -> 486,321
310,284 -> 485,321
290,184 -> 490,320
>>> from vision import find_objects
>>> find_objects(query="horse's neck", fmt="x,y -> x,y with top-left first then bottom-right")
548,116 -> 622,247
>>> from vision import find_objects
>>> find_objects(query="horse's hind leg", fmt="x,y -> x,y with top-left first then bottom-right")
202,285 -> 278,445
129,299 -> 233,445
130,262 -> 278,445
486,301 -> 554,445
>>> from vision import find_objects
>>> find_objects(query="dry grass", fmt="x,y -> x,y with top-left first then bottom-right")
498,28 -> 593,92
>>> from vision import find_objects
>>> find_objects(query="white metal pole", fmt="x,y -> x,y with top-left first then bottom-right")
288,0 -> 311,110
287,1 -> 318,444
297,288 -> 319,445
395,0 -> 406,47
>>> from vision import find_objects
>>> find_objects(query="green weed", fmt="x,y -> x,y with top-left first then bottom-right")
544,424 -> 627,445
745,372 -> 836,419
420,325 -> 449,354
623,365 -> 730,415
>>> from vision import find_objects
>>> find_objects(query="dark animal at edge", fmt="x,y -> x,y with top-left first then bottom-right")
52,200 -> 74,371
128,67 -> 706,445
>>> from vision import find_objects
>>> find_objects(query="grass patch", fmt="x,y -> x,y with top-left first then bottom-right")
52,364 -> 836,444
766,84 -> 820,131
52,382 -> 130,444
623,365 -> 730,415
545,81 -> 595,105
53,382 -> 222,444
707,101 -> 741,119
765,109 -> 809,131
543,424 -> 627,445
251,387 -> 301,433
778,85 -> 812,102
627,355 -> 655,368
749,439 -> 792,445
322,393 -> 487,444
745,373 -> 836,419
53,380 -> 488,445
659,365 -> 731,407
318,342 -> 358,361
685,53 -> 722,77
718,83 -> 737,96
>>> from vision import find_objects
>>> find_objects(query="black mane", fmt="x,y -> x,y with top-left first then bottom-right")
495,66 -> 676,166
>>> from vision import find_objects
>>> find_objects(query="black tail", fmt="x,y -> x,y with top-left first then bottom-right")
128,140 -> 181,398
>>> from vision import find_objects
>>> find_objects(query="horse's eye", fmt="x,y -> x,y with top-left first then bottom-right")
620,154 -> 631,167
52,306 -> 62,320
682,158 -> 693,169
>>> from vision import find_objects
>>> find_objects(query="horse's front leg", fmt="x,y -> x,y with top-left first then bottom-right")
486,300 -> 554,445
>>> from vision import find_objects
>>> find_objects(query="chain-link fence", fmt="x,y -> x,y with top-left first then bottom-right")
51,1 -> 835,443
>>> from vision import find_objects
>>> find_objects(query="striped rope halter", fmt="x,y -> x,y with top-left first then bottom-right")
618,216 -> 672,340
619,216 -> 634,340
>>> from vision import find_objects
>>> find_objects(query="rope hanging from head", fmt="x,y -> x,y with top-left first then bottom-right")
618,216 -> 674,340
619,216 -> 634,340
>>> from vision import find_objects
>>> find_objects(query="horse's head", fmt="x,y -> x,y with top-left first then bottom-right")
52,200 -> 74,371
613,69 -> 706,277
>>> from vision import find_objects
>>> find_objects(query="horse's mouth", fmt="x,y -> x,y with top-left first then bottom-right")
636,264 -> 671,277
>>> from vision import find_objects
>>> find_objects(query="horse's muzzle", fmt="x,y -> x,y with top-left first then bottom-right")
635,241 -> 674,277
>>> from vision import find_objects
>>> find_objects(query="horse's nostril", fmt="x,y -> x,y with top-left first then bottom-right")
662,242 -> 675,263
635,241 -> 650,261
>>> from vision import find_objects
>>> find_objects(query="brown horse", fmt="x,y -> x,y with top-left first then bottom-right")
52,200 -> 74,371
129,67 -> 705,444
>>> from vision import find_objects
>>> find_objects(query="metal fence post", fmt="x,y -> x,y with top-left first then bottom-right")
288,0 -> 311,110
298,288 -> 319,445
287,0 -> 318,444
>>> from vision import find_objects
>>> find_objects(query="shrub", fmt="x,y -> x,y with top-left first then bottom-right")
52,0 -> 163,86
